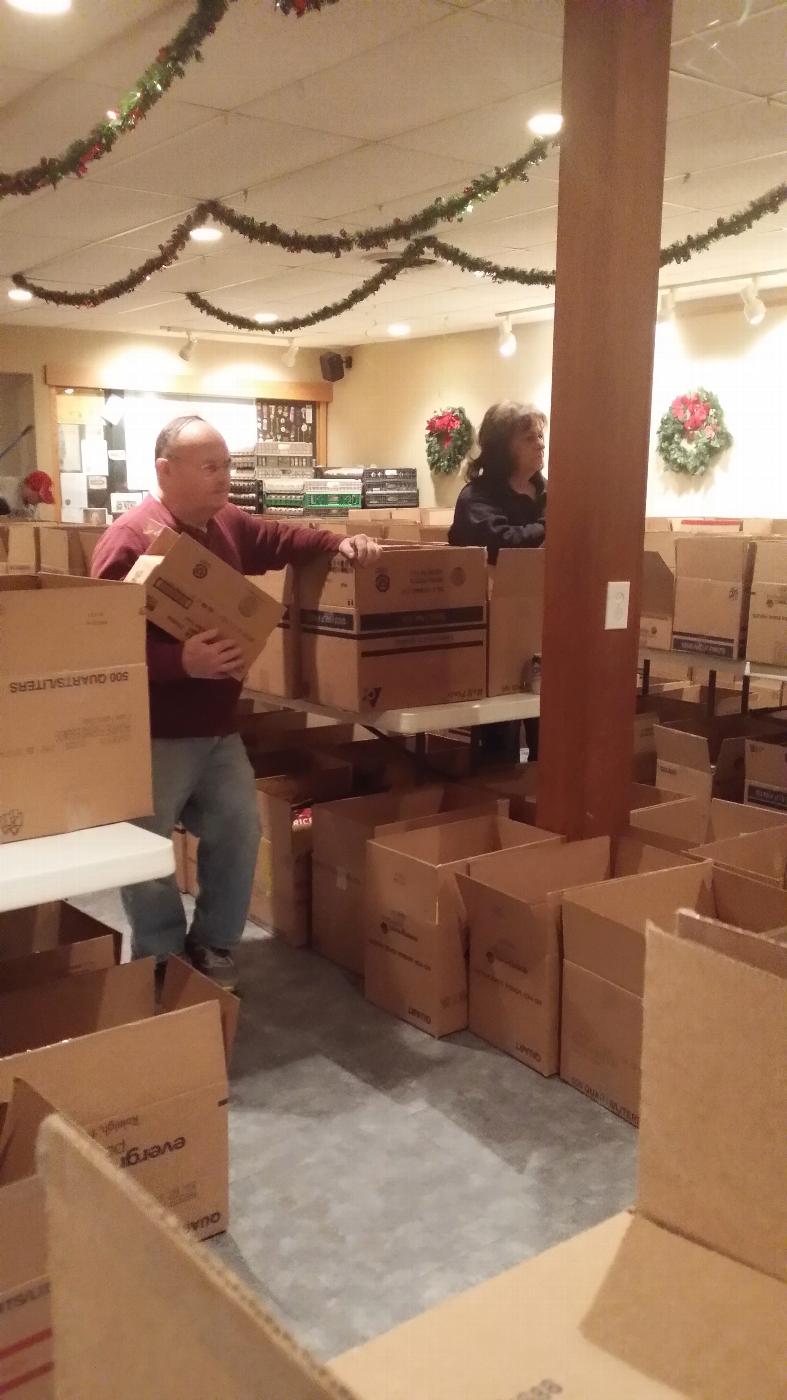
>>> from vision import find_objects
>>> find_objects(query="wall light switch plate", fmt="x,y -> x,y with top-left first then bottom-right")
605,581 -> 630,630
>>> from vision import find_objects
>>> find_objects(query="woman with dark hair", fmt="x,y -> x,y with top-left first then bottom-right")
449,401 -> 546,561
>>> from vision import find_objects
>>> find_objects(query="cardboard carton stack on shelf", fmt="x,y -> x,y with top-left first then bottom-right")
29,901 -> 786,1400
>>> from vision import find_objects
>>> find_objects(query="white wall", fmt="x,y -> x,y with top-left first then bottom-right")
0,371 -> 36,477
329,302 -> 787,516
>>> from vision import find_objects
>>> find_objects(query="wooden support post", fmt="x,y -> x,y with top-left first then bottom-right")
536,0 -> 673,839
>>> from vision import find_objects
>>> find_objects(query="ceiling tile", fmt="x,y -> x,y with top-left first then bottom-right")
670,0 -> 778,42
90,112 -> 359,199
671,8 -> 787,97
0,76 -> 134,169
663,152 -> 787,208
0,231 -> 85,278
0,180 -> 188,244
387,84 -> 561,165
0,0 -> 172,74
242,11 -> 562,141
0,66 -> 44,113
665,98 -> 787,178
470,0 -> 564,36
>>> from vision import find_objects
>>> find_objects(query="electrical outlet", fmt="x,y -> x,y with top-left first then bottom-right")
605,581 -> 630,630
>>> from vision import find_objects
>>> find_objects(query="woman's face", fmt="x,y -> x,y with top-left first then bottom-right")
511,420 -> 546,479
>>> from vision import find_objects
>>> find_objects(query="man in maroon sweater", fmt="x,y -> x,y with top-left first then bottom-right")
92,414 -> 380,990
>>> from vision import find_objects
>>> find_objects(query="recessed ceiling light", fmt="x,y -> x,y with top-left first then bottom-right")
189,225 -> 223,243
8,287 -> 33,302
527,112 -> 563,137
254,312 -> 278,324
6,0 -> 71,12
387,323 -> 411,337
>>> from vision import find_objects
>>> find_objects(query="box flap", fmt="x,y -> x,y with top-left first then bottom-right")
640,548 -> 675,618
0,1079 -> 55,1186
690,825 -> 787,886
160,956 -> 239,1066
638,912 -> 787,1282
459,836 -> 611,902
676,536 -> 750,581
37,1115 -> 363,1400
0,958 -> 155,1056
487,548 -> 544,599
628,796 -> 709,849
654,726 -> 712,773
0,934 -> 116,994
753,539 -> 787,585
0,902 -> 120,962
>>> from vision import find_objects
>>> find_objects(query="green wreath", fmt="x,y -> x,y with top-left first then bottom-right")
657,388 -> 732,476
425,406 -> 474,475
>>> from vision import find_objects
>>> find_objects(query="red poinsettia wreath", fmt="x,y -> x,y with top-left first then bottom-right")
425,406 -> 473,475
656,388 -> 732,477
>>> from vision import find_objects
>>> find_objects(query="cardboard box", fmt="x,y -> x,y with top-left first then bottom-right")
298,546 -> 487,712
629,792 -> 787,851
238,708 -> 356,756
745,736 -> 787,811
560,861 -> 787,1122
0,1171 -> 50,1399
125,530 -> 283,672
37,1115 -> 360,1400
36,523 -> 104,577
457,834 -> 695,1077
312,784 -> 506,974
654,713 -> 767,802
746,539 -> 787,665
365,814 -> 561,1037
3,521 -> 38,574
249,751 -> 353,945
0,900 -> 120,965
0,575 -> 153,843
689,823 -> 787,887
244,565 -> 301,698
671,536 -> 753,658
0,957 -> 238,1240
34,911 -> 787,1400
0,919 -> 116,995
639,532 -> 675,649
486,549 -> 544,697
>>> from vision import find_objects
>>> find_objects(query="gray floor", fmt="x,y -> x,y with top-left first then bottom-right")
74,890 -> 637,1360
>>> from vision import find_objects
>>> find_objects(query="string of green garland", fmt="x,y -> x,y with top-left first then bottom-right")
11,179 -> 785,327
0,0 -> 340,200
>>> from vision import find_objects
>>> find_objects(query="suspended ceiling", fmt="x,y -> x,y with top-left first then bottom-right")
0,0 -> 785,347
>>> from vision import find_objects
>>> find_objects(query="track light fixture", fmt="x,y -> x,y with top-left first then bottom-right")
498,314 -> 517,358
658,288 -> 675,321
741,278 -> 766,326
283,340 -> 300,368
178,332 -> 196,362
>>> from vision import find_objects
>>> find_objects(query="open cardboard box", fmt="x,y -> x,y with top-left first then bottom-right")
653,711 -> 780,802
639,533 -> 675,649
671,535 -> 753,659
0,956 -> 238,1239
0,901 -> 121,969
34,906 -> 786,1400
745,735 -> 787,812
560,860 -> 787,1123
689,822 -> 787,888
628,792 -> 787,852
125,527 -> 284,672
249,749 -> 353,945
365,814 -> 561,1037
243,564 -> 301,698
0,573 -> 152,843
486,549 -> 544,697
456,835 -> 700,1077
312,784 -> 506,974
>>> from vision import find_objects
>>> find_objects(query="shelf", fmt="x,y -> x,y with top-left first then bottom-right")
639,648 -> 787,685
244,690 -> 541,736
0,824 -> 175,915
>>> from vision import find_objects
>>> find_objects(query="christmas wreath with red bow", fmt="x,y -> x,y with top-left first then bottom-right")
656,388 -> 732,476
425,406 -> 474,475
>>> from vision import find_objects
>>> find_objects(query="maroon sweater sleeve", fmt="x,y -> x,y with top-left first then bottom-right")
238,515 -> 343,572
91,518 -> 187,683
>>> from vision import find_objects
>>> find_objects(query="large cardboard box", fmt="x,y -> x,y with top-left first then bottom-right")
745,735 -> 787,811
249,751 -> 353,945
639,531 -> 675,649
125,530 -> 283,672
689,822 -> 787,887
36,523 -> 104,577
746,538 -> 787,666
0,900 -> 120,965
630,791 -> 787,851
244,565 -> 301,698
312,784 -> 506,974
0,1171 -> 50,1399
457,835 -> 696,1077
653,712 -> 772,802
298,546 -> 488,712
365,814 -> 561,1037
0,575 -> 152,843
486,549 -> 544,696
33,912 -> 787,1400
560,861 -> 787,1122
0,957 -> 238,1241
671,535 -> 753,658
3,521 -> 38,574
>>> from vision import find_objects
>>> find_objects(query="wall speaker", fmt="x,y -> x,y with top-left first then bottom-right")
320,352 -> 345,383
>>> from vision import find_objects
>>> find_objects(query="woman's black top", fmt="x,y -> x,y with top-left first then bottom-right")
448,475 -> 546,561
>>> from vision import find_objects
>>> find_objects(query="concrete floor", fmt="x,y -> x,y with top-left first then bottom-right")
74,890 -> 637,1360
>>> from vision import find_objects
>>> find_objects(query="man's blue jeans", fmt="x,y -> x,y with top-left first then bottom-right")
122,735 -> 260,961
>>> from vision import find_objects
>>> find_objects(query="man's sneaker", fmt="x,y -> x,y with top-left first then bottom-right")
185,938 -> 238,993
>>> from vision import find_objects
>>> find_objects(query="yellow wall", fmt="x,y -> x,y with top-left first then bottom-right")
329,303 -> 787,516
0,325 -> 325,477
